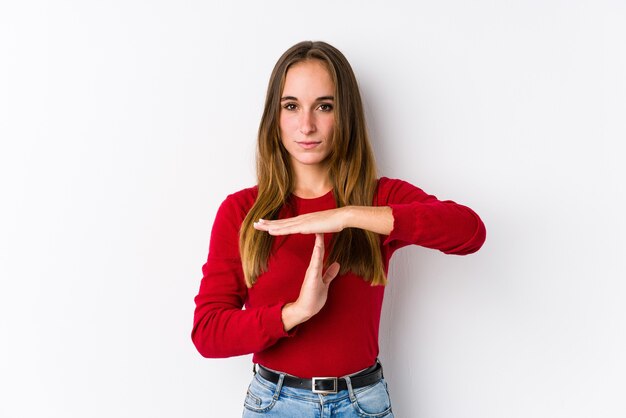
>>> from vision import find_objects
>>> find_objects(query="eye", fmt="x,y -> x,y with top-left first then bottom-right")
318,103 -> 333,112
282,103 -> 298,111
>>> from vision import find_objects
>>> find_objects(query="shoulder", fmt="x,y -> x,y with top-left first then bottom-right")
375,176 -> 420,199
224,185 -> 258,207
374,177 -> 434,206
376,176 -> 412,191
216,185 -> 258,220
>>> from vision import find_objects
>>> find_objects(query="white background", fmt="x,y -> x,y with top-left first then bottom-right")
1,1 -> 625,417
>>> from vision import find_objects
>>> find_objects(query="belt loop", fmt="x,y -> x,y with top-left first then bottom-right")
252,363 -> 257,376
273,373 -> 285,401
343,375 -> 357,402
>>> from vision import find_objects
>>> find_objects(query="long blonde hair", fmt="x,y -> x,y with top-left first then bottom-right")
239,41 -> 386,288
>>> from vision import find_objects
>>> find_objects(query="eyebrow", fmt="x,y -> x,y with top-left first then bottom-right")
280,95 -> 335,101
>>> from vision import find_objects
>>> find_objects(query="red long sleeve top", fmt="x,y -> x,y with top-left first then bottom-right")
192,177 -> 486,378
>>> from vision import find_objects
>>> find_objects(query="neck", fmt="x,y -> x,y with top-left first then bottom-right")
292,162 -> 332,199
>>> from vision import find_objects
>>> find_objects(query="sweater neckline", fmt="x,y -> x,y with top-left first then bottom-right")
291,189 -> 334,202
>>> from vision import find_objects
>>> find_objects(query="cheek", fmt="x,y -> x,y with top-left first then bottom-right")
279,112 -> 296,132
322,117 -> 335,137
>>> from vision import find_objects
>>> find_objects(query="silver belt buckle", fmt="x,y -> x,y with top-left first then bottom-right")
312,377 -> 338,394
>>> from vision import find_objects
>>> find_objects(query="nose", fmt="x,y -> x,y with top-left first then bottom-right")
298,111 -> 317,135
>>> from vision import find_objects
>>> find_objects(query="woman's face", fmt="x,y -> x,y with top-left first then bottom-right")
279,60 -> 335,171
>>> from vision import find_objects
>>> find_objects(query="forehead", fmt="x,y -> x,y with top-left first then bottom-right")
282,60 -> 334,94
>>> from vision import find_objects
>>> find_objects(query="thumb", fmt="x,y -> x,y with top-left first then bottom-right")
322,262 -> 341,285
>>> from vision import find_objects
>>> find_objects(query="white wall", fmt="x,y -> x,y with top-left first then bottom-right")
1,1 -> 624,417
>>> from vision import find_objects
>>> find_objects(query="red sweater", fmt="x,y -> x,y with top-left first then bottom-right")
192,177 -> 486,378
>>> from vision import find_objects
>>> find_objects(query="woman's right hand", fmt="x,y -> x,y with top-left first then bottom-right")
281,233 -> 340,332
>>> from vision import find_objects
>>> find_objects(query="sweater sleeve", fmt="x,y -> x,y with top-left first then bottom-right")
191,191 -> 292,358
378,177 -> 486,255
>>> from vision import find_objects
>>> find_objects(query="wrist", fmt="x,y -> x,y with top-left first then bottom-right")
281,302 -> 312,332
340,206 -> 354,229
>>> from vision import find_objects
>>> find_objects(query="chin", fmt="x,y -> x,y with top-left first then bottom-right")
292,155 -> 330,167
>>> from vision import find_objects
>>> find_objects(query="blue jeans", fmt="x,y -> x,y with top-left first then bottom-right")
242,370 -> 394,417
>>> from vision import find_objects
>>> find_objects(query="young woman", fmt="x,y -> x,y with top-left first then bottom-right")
192,40 -> 486,417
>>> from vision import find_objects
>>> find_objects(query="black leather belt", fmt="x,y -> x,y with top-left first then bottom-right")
256,361 -> 383,394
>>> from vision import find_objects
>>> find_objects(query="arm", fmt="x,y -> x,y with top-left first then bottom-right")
254,177 -> 486,255
379,177 -> 486,255
191,192 -> 292,358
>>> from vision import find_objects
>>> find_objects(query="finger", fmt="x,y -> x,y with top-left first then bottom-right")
253,221 -> 270,231
256,216 -> 303,227
268,225 -> 301,236
254,221 -> 290,235
254,218 -> 307,235
315,233 -> 324,252
322,262 -> 340,285
308,233 -> 325,270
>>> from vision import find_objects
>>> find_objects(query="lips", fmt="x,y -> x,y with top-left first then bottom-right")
296,141 -> 322,150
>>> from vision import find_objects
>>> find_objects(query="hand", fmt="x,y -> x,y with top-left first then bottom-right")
281,233 -> 340,331
254,208 -> 348,236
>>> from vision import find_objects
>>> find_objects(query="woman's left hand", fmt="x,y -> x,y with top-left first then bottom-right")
253,208 -> 349,236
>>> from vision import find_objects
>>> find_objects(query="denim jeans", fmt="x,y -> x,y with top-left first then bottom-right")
242,370 -> 394,417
